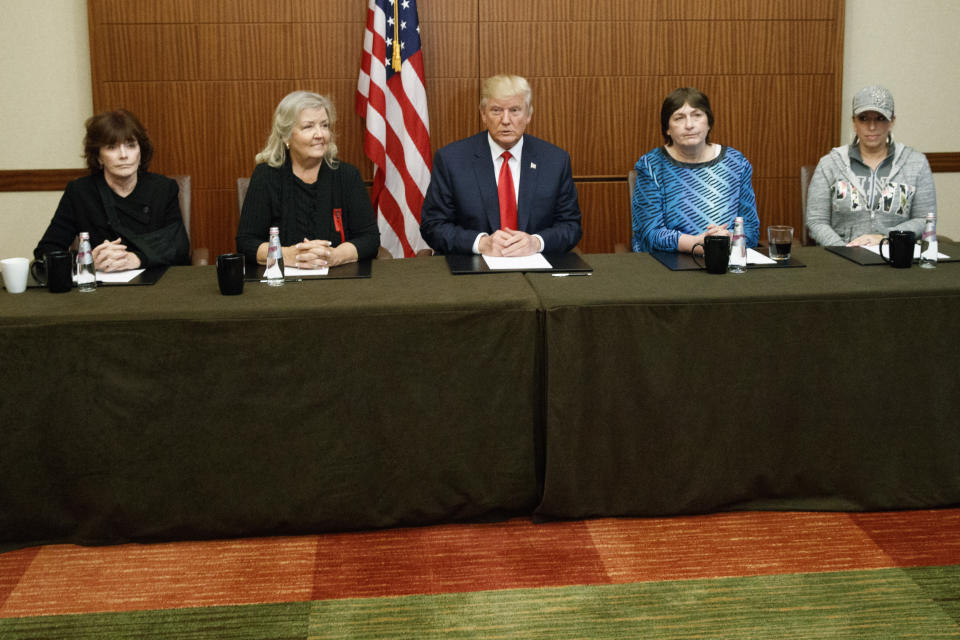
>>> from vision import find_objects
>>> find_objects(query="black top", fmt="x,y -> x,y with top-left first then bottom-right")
235,158 -> 380,265
34,172 -> 190,267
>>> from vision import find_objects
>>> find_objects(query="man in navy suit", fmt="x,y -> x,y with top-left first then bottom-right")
420,75 -> 582,256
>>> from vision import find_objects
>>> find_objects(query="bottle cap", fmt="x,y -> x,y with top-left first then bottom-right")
79,231 -> 90,239
269,226 -> 279,234
926,213 -> 936,220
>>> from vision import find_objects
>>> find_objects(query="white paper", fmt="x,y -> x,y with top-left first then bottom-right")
864,244 -> 950,260
482,254 -> 553,270
746,248 -> 776,265
72,268 -> 145,284
283,266 -> 329,276
97,269 -> 145,283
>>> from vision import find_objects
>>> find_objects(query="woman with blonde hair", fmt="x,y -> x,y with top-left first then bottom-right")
236,91 -> 379,268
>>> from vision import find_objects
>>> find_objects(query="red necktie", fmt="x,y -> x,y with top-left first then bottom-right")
498,151 -> 517,230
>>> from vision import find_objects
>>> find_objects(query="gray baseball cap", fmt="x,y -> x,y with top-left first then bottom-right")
852,85 -> 894,119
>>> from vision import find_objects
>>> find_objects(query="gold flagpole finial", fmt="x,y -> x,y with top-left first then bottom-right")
391,1 -> 402,71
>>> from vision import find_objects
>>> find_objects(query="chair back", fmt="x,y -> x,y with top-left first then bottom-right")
171,174 -> 209,264
614,170 -> 638,252
237,177 -> 250,215
800,165 -> 815,245
171,175 -> 191,242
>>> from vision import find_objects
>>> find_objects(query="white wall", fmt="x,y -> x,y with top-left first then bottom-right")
0,0 -> 91,260
843,0 -> 960,239
1,0 -> 958,260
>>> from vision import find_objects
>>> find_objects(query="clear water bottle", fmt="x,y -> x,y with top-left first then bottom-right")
76,231 -> 97,292
728,216 -> 746,274
264,226 -> 284,286
919,213 -> 938,269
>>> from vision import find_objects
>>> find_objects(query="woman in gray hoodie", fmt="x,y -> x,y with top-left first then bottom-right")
805,85 -> 936,246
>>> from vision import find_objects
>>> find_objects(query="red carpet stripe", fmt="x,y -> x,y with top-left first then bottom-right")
310,519 -> 607,600
851,509 -> 960,566
0,546 -> 40,610
1,509 -> 958,620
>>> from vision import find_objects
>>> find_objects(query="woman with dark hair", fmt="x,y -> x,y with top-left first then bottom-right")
631,87 -> 759,253
236,91 -> 379,269
34,110 -> 190,271
806,85 -> 936,246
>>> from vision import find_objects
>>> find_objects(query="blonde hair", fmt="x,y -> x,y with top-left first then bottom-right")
255,91 -> 339,168
480,75 -> 533,115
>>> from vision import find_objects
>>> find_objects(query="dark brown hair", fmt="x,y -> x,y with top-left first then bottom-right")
660,88 -> 714,146
83,109 -> 154,173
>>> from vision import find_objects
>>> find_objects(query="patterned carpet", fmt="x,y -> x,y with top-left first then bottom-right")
1,510 -> 958,638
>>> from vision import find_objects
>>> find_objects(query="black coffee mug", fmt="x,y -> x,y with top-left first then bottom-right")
31,250 -> 73,293
692,235 -> 731,274
879,230 -> 915,269
217,253 -> 245,295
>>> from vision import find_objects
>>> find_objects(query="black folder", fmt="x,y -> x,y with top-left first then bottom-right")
445,252 -> 592,274
245,259 -> 372,281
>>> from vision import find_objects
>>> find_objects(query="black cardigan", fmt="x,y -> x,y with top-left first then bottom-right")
34,172 -> 190,267
235,158 -> 380,265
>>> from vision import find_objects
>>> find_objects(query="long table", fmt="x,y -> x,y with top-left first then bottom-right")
528,247 -> 960,519
0,258 -> 542,547
2,249 -> 958,548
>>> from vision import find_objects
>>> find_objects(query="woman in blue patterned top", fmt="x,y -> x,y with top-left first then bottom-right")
631,88 -> 759,253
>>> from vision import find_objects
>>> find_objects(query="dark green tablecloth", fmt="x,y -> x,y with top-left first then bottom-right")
0,257 -> 542,546
527,247 -> 960,518
3,248 -> 958,548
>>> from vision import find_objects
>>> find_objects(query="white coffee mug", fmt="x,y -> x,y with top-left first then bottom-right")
1,257 -> 30,294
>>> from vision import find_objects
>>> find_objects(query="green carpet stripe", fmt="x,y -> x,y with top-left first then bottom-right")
0,601 -> 311,640
905,566 -> 960,627
305,566 -> 960,640
1,567 -> 957,639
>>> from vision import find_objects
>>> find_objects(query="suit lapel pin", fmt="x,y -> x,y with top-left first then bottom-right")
530,162 -> 536,170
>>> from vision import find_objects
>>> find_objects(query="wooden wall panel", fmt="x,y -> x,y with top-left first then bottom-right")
575,182 -> 632,254
754,178 -> 802,228
94,24 -> 368,81
192,190 -> 239,256
655,0 -> 836,20
426,79 -> 484,152
88,0 -> 843,256
484,0 -> 836,21
91,0 -> 362,23
422,22 -> 478,79
478,22 -> 836,77
419,0 -> 478,23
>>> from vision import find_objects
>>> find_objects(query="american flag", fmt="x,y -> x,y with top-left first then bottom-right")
356,0 -> 431,258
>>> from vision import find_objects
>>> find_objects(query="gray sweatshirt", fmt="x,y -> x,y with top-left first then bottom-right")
806,142 -> 936,246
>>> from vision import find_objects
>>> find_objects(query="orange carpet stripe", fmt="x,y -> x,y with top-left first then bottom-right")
1,537 -> 318,617
586,512 -> 893,583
